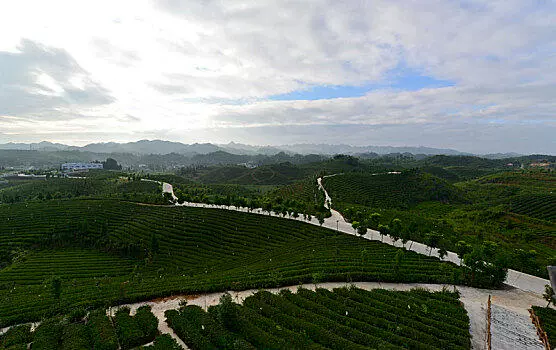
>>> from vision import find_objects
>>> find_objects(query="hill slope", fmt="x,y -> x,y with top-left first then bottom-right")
0,199 -> 460,327
323,170 -> 463,209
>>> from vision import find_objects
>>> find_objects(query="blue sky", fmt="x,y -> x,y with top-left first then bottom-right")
269,69 -> 455,101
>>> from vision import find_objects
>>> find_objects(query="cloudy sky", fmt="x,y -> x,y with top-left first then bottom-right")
0,0 -> 555,154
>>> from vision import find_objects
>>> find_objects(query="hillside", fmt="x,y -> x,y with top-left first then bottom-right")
324,169 -> 555,278
323,170 -> 463,209
0,176 -> 164,205
0,199 -> 460,327
198,162 -> 309,185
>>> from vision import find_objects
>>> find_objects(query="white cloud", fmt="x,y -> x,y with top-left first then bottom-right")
0,0 -> 554,153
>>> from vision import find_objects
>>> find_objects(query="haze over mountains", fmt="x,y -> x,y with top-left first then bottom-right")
0,139 -> 482,156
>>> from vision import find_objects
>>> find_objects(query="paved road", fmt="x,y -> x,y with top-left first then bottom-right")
113,280 -> 549,350
163,179 -> 551,295
160,179 -> 553,349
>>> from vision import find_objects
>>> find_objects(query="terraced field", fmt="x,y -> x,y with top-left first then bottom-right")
324,170 -> 556,279
0,249 -> 135,285
509,194 -> 556,222
271,176 -> 321,203
0,177 -> 163,204
323,171 -> 462,209
0,199 -> 460,327
166,287 -> 471,349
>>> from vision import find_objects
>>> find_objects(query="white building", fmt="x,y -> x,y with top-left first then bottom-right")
61,162 -> 103,172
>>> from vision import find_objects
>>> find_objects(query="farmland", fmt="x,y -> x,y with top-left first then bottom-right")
322,170 -> 464,209
166,286 -> 471,349
0,199 -> 460,327
0,305 -> 181,349
0,153 -> 553,348
323,169 -> 556,278
0,176 -> 164,205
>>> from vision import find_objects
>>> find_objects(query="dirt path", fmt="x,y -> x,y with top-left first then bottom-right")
110,281 -> 550,350
2,280 -> 548,349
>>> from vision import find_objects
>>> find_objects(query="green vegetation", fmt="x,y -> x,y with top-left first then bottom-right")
323,170 -> 464,209
88,309 -> 119,350
139,334 -> 182,349
326,169 -> 555,278
0,153 -> 552,347
532,306 -> 556,347
0,199 -> 460,327
0,306 -> 169,349
509,194 -> 555,222
173,175 -> 330,218
0,324 -> 32,349
114,306 -> 158,349
0,176 -> 165,205
167,287 -> 471,349
197,163 -> 308,185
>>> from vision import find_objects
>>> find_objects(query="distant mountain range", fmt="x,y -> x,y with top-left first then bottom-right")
0,140 -> 528,158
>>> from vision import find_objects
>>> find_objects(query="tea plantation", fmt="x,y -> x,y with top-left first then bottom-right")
323,169 -> 556,278
0,305 -> 181,349
166,287 -> 471,349
0,199 -> 461,327
322,171 -> 464,209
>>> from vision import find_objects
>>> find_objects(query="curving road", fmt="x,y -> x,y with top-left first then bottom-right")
1,178 -> 550,350
162,178 -> 551,295
156,178 -> 552,349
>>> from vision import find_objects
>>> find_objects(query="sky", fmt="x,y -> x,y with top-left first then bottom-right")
0,0 -> 555,154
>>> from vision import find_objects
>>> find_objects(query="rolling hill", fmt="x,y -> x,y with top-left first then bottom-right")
0,199 -> 460,327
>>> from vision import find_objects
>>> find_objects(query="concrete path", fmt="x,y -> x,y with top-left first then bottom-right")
162,179 -> 551,295
491,304 -> 544,350
111,281 -> 550,350
156,178 -> 553,349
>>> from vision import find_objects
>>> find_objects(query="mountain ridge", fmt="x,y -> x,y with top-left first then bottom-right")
0,139 -> 537,157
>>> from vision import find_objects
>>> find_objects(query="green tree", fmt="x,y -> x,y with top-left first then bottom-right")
356,225 -> 367,236
389,220 -> 402,246
377,224 -> 390,242
424,232 -> 442,256
543,284 -> 555,307
351,221 -> 360,233
462,245 -> 507,288
368,213 -> 381,230
216,293 -> 238,331
438,247 -> 448,260
103,158 -> 122,170
455,241 -> 472,264
390,218 -> 402,235
316,213 -> 325,226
